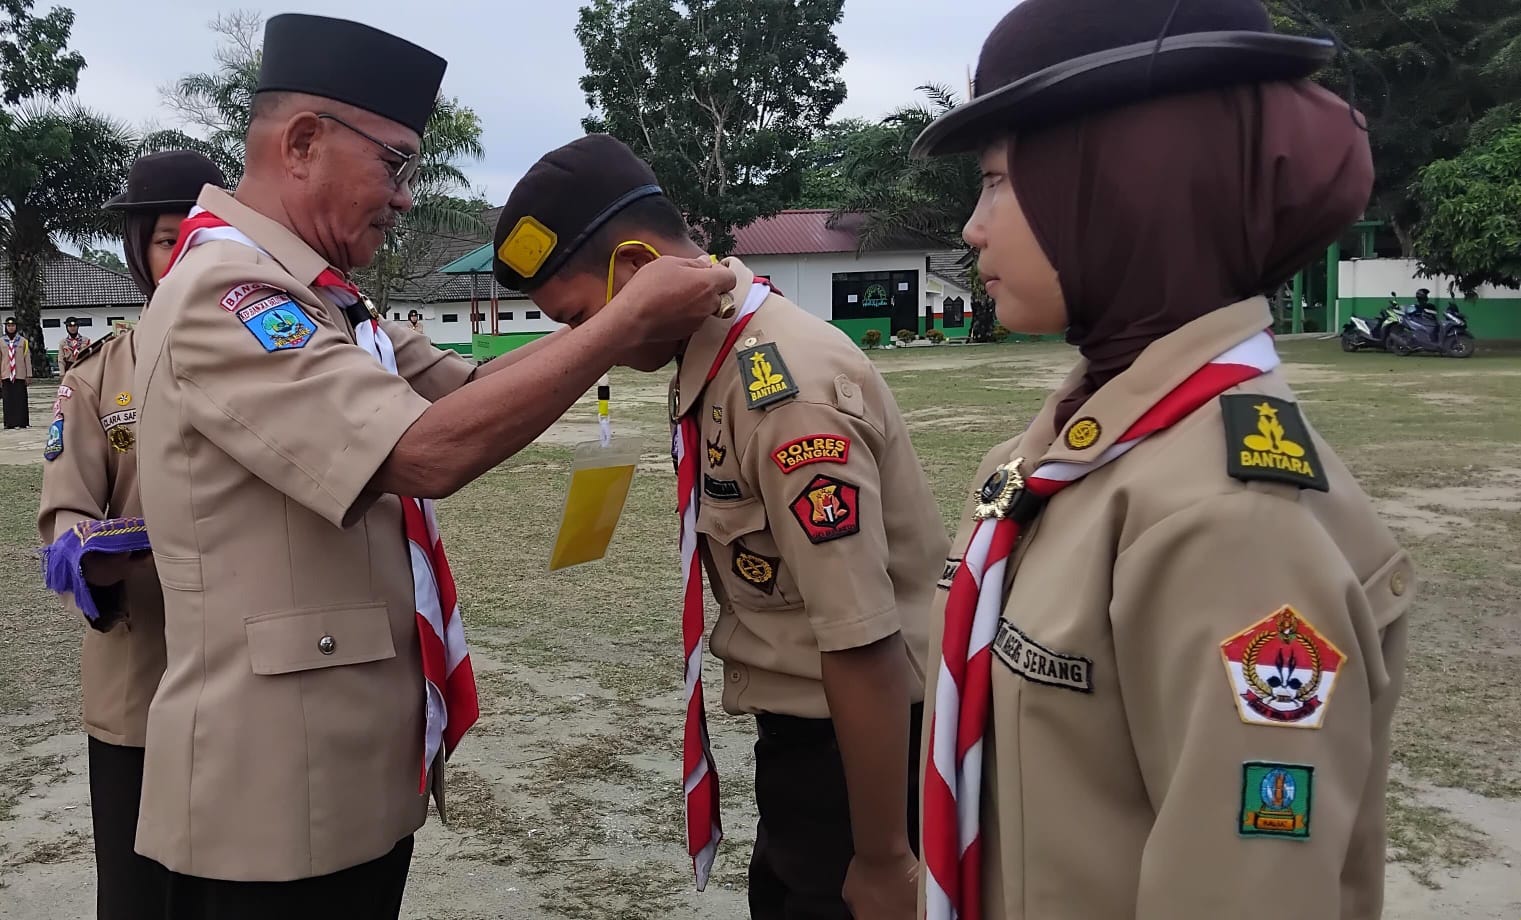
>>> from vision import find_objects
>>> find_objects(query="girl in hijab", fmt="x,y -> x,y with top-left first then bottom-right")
913,1 -> 1413,917
38,149 -> 226,920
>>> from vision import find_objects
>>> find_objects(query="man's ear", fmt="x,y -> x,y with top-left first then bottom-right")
283,112 -> 323,179
619,242 -> 660,273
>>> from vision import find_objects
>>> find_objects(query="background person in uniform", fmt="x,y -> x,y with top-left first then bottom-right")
131,16 -> 732,920
912,2 -> 1413,918
406,309 -> 425,333
59,318 -> 91,373
494,134 -> 945,920
2,317 -> 31,428
38,149 -> 227,920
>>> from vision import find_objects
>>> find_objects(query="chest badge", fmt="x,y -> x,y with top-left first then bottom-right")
107,425 -> 135,453
1064,417 -> 1100,450
738,343 -> 798,410
974,458 -> 1026,520
732,544 -> 780,595
707,437 -> 727,467
1222,395 -> 1329,492
1220,605 -> 1345,729
115,392 -> 131,407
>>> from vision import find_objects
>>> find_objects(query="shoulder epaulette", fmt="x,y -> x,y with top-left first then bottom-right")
69,333 -> 115,368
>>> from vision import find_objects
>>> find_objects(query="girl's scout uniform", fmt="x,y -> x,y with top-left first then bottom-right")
912,1 -> 1413,917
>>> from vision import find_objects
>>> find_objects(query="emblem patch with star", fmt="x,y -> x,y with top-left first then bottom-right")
732,544 -> 780,594
1220,605 -> 1345,729
1239,762 -> 1314,839
789,474 -> 860,544
738,343 -> 798,410
1221,395 -> 1329,491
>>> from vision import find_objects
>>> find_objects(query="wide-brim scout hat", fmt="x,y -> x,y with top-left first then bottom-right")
254,13 -> 446,137
103,150 -> 227,212
912,0 -> 1336,158
492,133 -> 665,292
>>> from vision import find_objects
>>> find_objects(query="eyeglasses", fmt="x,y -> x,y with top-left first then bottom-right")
317,113 -> 421,191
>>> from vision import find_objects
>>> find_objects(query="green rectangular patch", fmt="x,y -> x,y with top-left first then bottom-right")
1239,761 -> 1314,839
737,342 -> 799,411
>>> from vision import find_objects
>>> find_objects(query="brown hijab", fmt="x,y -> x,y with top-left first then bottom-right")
1009,80 -> 1373,427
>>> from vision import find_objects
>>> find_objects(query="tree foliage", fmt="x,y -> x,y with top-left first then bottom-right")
576,0 -> 847,255
79,242 -> 125,271
1413,121 -> 1521,291
150,11 -> 488,307
0,0 -> 84,107
1269,0 -> 1521,251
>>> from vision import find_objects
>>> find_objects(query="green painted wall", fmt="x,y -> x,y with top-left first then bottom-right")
471,332 -> 551,360
438,342 -> 471,356
831,317 -> 893,345
1339,298 -> 1521,339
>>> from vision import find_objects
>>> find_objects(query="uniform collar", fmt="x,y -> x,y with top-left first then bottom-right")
195,186 -> 334,289
1016,297 -> 1274,466
672,256 -> 759,419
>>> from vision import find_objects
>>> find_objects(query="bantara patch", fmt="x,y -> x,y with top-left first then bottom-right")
789,474 -> 859,544
237,294 -> 316,352
991,619 -> 1093,693
703,474 -> 743,501
737,343 -> 798,411
1221,394 -> 1329,492
1239,762 -> 1314,840
732,544 -> 780,595
1220,605 -> 1345,729
771,434 -> 850,474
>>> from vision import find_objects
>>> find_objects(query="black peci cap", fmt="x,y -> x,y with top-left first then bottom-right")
257,14 -> 446,136
103,150 -> 227,212
912,0 -> 1335,158
492,134 -> 665,292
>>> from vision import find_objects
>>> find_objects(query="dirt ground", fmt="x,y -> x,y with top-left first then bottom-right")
1,339 -> 1519,919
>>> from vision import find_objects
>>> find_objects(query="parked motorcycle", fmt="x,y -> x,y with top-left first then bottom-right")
1341,296 -> 1403,352
1385,301 -> 1476,358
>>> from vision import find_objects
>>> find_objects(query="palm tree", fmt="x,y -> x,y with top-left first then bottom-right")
0,103 -> 135,376
828,83 -> 981,251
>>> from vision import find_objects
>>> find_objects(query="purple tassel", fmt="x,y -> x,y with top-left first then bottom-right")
41,517 -> 151,632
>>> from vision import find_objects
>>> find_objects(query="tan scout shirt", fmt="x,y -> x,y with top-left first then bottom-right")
672,259 -> 947,719
132,188 -> 476,882
928,299 -> 1412,919
37,333 -> 164,748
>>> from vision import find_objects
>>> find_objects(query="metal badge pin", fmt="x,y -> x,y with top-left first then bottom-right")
974,457 -> 1027,520
715,292 -> 737,319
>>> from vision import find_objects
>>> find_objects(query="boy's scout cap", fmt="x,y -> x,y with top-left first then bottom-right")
492,134 -> 665,292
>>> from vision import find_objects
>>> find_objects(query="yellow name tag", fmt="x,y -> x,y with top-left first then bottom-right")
549,436 -> 641,571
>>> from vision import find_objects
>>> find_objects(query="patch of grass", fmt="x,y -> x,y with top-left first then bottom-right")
0,753 -> 66,824
5,829 -> 88,867
1385,780 -> 1492,888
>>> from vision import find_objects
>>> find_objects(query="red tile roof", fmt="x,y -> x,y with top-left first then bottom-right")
731,209 -> 945,256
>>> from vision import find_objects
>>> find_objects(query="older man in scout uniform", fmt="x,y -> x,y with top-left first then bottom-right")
59,318 -> 91,374
493,134 -> 947,920
131,17 -> 733,920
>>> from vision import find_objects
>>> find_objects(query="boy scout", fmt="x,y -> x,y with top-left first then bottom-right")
39,149 -> 226,920
912,1 -> 1412,917
493,134 -> 947,920
59,318 -> 90,373
130,17 -> 732,919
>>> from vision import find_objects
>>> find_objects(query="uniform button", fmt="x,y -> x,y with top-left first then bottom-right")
742,337 -> 758,348
318,635 -> 337,655
1390,571 -> 1406,597
840,383 -> 856,398
728,669 -> 742,682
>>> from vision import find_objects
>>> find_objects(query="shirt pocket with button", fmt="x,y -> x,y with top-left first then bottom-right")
244,602 -> 397,675
695,497 -> 803,608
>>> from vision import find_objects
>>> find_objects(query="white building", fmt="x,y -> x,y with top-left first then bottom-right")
0,254 -> 146,365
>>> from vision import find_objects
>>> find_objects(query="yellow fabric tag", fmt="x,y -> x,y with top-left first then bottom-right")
498,216 -> 558,279
549,436 -> 641,571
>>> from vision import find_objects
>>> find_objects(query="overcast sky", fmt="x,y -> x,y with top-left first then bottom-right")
60,0 -> 1011,206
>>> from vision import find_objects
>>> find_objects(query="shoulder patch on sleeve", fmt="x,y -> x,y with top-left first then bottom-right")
43,417 -> 63,461
1221,394 -> 1329,492
789,474 -> 860,543
220,282 -> 284,313
771,434 -> 851,474
1239,762 -> 1314,839
236,294 -> 316,352
737,342 -> 798,411
1220,605 -> 1345,729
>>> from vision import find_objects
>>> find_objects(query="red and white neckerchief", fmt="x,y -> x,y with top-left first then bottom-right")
924,329 -> 1280,920
165,207 -> 479,789
4,336 -> 18,381
671,280 -> 771,890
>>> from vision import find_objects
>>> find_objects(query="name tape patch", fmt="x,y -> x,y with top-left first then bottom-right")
771,434 -> 851,474
703,474 -> 743,501
991,619 -> 1094,693
221,282 -> 281,313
